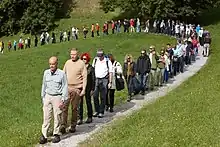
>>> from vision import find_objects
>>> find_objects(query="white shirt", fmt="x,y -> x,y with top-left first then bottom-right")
198,29 -> 204,37
180,25 -> 184,31
175,25 -> 180,33
92,57 -> 113,78
186,27 -> 190,35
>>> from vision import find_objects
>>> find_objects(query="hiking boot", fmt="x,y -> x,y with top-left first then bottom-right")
98,113 -> 104,118
105,106 -> 109,111
69,127 -> 76,133
85,117 -> 92,123
109,108 -> 114,113
60,127 -> 66,134
127,95 -> 132,102
39,135 -> 47,144
93,112 -> 99,117
140,91 -> 145,95
52,134 -> 60,143
77,119 -> 83,125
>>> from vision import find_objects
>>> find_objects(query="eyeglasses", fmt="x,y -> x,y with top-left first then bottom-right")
82,58 -> 87,60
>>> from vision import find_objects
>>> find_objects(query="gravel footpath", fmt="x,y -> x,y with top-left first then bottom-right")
36,51 -> 208,147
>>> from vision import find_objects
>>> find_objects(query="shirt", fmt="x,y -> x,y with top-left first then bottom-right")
63,59 -> 87,90
92,57 -> 113,78
41,69 -> 68,101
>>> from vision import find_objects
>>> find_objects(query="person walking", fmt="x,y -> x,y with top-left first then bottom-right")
60,48 -> 87,134
106,54 -> 123,112
39,56 -> 68,144
136,49 -> 151,95
92,49 -> 113,118
77,53 -> 95,125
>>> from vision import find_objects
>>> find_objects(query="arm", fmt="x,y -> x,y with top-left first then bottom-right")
61,73 -> 68,101
133,62 -> 137,76
108,61 -> 113,83
82,63 -> 87,93
91,66 -> 96,91
136,58 -> 140,74
41,71 -> 46,101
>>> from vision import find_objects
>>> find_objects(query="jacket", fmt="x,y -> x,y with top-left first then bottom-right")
86,64 -> 95,92
136,55 -> 151,74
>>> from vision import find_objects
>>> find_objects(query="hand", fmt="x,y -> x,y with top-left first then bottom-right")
108,83 -> 112,89
59,101 -> 65,109
79,90 -> 85,97
136,73 -> 139,76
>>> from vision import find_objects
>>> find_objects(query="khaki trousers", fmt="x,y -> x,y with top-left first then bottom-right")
61,87 -> 81,129
42,94 -> 62,138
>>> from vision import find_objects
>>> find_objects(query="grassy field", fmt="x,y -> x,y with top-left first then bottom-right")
0,32 -> 174,147
79,9 -> 220,147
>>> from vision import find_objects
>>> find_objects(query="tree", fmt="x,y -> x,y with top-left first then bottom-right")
0,0 -> 75,36
99,0 -> 218,22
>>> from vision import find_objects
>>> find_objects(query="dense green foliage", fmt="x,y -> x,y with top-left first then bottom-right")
100,0 -> 219,21
0,0 -> 74,35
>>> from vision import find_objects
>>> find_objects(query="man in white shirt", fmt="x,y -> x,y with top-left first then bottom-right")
92,49 -> 113,118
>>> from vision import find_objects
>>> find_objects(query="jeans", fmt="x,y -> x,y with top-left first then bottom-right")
178,56 -> 184,73
164,69 -> 169,83
138,73 -> 147,92
126,75 -> 134,96
93,78 -> 108,114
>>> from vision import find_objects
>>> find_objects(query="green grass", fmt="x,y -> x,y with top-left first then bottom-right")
0,33 -> 174,147
79,9 -> 220,147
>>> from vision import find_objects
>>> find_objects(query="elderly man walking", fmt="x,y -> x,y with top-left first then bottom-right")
40,56 -> 68,144
92,49 -> 113,118
60,48 -> 87,134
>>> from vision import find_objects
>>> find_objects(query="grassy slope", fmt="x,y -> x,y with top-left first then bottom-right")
80,9 -> 220,147
0,33 -> 174,147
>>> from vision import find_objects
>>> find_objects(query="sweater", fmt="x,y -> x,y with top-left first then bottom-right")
63,59 -> 87,91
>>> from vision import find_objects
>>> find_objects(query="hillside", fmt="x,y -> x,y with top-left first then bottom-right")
79,8 -> 220,147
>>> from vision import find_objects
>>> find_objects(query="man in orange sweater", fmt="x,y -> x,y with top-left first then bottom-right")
60,48 -> 87,134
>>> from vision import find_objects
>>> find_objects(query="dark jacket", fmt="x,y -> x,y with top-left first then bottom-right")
136,55 -> 151,74
204,36 -> 211,44
123,62 -> 136,79
86,64 -> 95,92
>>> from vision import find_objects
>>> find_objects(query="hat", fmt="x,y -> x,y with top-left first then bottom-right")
97,49 -> 104,57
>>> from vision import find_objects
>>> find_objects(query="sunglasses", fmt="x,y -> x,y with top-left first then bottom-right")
82,58 -> 87,60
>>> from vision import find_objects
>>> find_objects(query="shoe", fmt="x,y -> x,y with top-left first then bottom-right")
77,119 -> 83,125
109,108 -> 114,113
127,95 -> 131,102
85,117 -> 92,123
69,127 -> 76,133
60,127 -> 66,134
98,113 -> 104,118
39,135 -> 47,144
52,134 -> 60,143
140,91 -> 145,95
105,106 -> 109,111
93,112 -> 99,117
